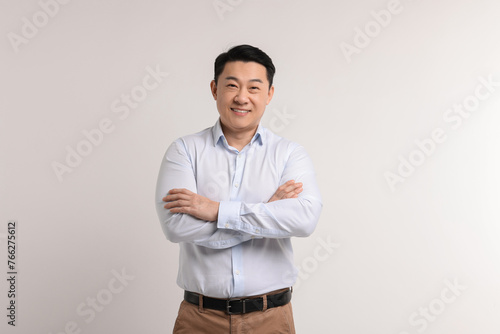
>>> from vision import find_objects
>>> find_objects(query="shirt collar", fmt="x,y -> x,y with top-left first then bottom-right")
212,118 -> 265,148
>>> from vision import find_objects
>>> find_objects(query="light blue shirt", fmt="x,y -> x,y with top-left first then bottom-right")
155,119 -> 322,298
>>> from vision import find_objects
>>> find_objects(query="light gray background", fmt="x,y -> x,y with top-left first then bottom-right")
1,0 -> 500,333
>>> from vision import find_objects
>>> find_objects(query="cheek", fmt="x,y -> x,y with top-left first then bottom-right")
254,96 -> 268,109
221,93 -> 235,105
217,95 -> 231,108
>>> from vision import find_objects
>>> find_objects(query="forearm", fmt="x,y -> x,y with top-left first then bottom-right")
156,200 -> 254,249
217,195 -> 323,238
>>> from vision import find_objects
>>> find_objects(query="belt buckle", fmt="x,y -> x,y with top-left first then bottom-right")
226,298 -> 245,315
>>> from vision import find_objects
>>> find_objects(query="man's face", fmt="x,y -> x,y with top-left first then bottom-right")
210,61 -> 274,137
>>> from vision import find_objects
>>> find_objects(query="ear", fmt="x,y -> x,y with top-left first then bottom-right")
266,85 -> 275,105
210,80 -> 218,100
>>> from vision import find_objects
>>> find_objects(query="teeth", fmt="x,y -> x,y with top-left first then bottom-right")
232,108 -> 250,113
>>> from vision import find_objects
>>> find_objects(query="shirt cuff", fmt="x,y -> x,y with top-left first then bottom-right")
217,201 -> 242,230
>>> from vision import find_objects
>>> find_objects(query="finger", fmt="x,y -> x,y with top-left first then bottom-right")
168,206 -> 191,214
163,193 -> 192,202
285,191 -> 300,199
282,182 -> 302,194
164,199 -> 190,209
284,185 -> 303,199
164,201 -> 179,209
277,180 -> 295,191
276,181 -> 296,194
168,188 -> 192,195
271,180 -> 300,201
163,194 -> 182,202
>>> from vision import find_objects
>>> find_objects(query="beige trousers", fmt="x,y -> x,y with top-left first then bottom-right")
172,296 -> 296,334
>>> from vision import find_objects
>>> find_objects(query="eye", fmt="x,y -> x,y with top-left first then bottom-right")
250,86 -> 259,90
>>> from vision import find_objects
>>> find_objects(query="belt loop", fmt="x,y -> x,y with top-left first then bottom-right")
198,294 -> 204,313
262,294 -> 268,311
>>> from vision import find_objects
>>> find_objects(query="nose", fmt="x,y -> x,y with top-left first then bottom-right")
234,89 -> 249,104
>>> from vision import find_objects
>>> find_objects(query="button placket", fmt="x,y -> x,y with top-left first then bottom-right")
232,153 -> 244,194
228,151 -> 246,298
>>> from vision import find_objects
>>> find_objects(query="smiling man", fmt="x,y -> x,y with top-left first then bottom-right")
155,44 -> 322,333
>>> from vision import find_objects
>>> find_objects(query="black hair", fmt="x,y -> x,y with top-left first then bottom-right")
214,44 -> 275,89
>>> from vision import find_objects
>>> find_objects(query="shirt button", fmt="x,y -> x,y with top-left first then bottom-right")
225,223 -> 229,228
255,229 -> 260,233
235,270 -> 240,275
234,183 -> 239,188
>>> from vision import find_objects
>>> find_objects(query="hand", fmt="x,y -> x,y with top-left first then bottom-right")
163,189 -> 219,222
268,180 -> 303,203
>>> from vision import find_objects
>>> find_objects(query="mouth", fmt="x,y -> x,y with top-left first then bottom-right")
231,108 -> 251,115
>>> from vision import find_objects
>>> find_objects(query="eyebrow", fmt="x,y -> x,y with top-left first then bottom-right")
224,76 -> 264,84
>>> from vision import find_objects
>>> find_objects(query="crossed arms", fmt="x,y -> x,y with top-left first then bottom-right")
155,139 -> 322,249
163,179 -> 303,221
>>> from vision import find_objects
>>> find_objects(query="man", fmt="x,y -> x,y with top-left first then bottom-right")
155,44 -> 322,333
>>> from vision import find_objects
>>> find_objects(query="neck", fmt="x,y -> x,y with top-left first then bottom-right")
221,124 -> 257,151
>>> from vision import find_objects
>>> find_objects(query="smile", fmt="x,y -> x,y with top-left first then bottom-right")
231,108 -> 250,114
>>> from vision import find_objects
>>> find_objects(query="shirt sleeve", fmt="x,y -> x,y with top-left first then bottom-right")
155,139 -> 254,249
217,145 -> 323,238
